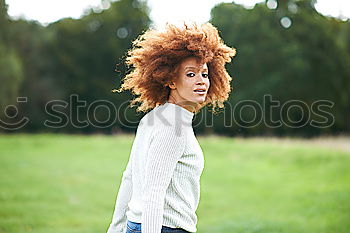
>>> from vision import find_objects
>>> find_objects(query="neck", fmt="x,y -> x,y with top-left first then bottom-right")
167,96 -> 200,113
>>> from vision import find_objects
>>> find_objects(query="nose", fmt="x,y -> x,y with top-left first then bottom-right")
196,80 -> 205,85
195,74 -> 206,85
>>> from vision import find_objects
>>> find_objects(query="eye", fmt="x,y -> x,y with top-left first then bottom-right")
202,73 -> 209,78
186,72 -> 195,77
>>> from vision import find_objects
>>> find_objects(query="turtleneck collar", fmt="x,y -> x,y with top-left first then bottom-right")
163,101 -> 194,124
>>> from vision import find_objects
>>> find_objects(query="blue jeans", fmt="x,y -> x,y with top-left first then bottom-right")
126,220 -> 191,233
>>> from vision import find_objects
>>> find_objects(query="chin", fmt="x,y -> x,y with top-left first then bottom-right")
184,97 -> 206,105
196,97 -> 207,103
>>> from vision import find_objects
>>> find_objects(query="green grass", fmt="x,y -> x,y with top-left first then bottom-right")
0,134 -> 349,233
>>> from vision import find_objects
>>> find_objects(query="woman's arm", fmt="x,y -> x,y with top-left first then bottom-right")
106,157 -> 133,233
141,122 -> 187,233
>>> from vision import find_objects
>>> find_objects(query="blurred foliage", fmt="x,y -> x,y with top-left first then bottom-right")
204,0 -> 350,136
0,0 -> 23,117
0,0 -> 150,133
0,0 -> 349,136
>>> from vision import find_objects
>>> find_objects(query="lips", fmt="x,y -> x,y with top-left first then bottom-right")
193,88 -> 206,93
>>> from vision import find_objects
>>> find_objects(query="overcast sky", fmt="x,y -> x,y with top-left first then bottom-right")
5,0 -> 350,28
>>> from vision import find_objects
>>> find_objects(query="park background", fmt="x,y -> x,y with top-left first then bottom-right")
0,0 -> 349,232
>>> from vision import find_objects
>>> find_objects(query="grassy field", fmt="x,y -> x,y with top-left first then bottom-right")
0,133 -> 349,233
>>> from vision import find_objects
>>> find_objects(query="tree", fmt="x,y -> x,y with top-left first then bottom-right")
208,1 -> 350,136
0,0 -> 24,119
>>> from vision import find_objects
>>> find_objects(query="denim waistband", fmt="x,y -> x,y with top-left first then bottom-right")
127,220 -> 191,233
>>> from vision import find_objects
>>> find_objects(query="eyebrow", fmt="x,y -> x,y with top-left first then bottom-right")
185,66 -> 208,71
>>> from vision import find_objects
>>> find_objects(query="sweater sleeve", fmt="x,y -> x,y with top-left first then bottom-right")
106,157 -> 133,233
141,122 -> 187,233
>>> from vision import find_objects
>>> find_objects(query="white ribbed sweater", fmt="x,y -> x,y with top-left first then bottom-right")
106,102 -> 204,233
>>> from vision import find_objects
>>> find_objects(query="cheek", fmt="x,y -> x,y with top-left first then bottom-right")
176,81 -> 192,95
181,80 -> 193,91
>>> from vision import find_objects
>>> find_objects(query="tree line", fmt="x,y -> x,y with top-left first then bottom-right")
0,0 -> 349,136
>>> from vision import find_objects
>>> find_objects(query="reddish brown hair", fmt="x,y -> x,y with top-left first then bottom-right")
114,22 -> 236,114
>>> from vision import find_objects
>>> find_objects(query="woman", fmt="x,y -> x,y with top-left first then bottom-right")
107,22 -> 236,233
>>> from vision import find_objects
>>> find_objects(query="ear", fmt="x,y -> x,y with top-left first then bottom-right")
168,81 -> 176,90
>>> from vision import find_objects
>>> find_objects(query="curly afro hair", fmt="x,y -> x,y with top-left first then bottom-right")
114,22 -> 236,114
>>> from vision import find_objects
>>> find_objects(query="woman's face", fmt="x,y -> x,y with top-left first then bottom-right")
168,57 -> 210,112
